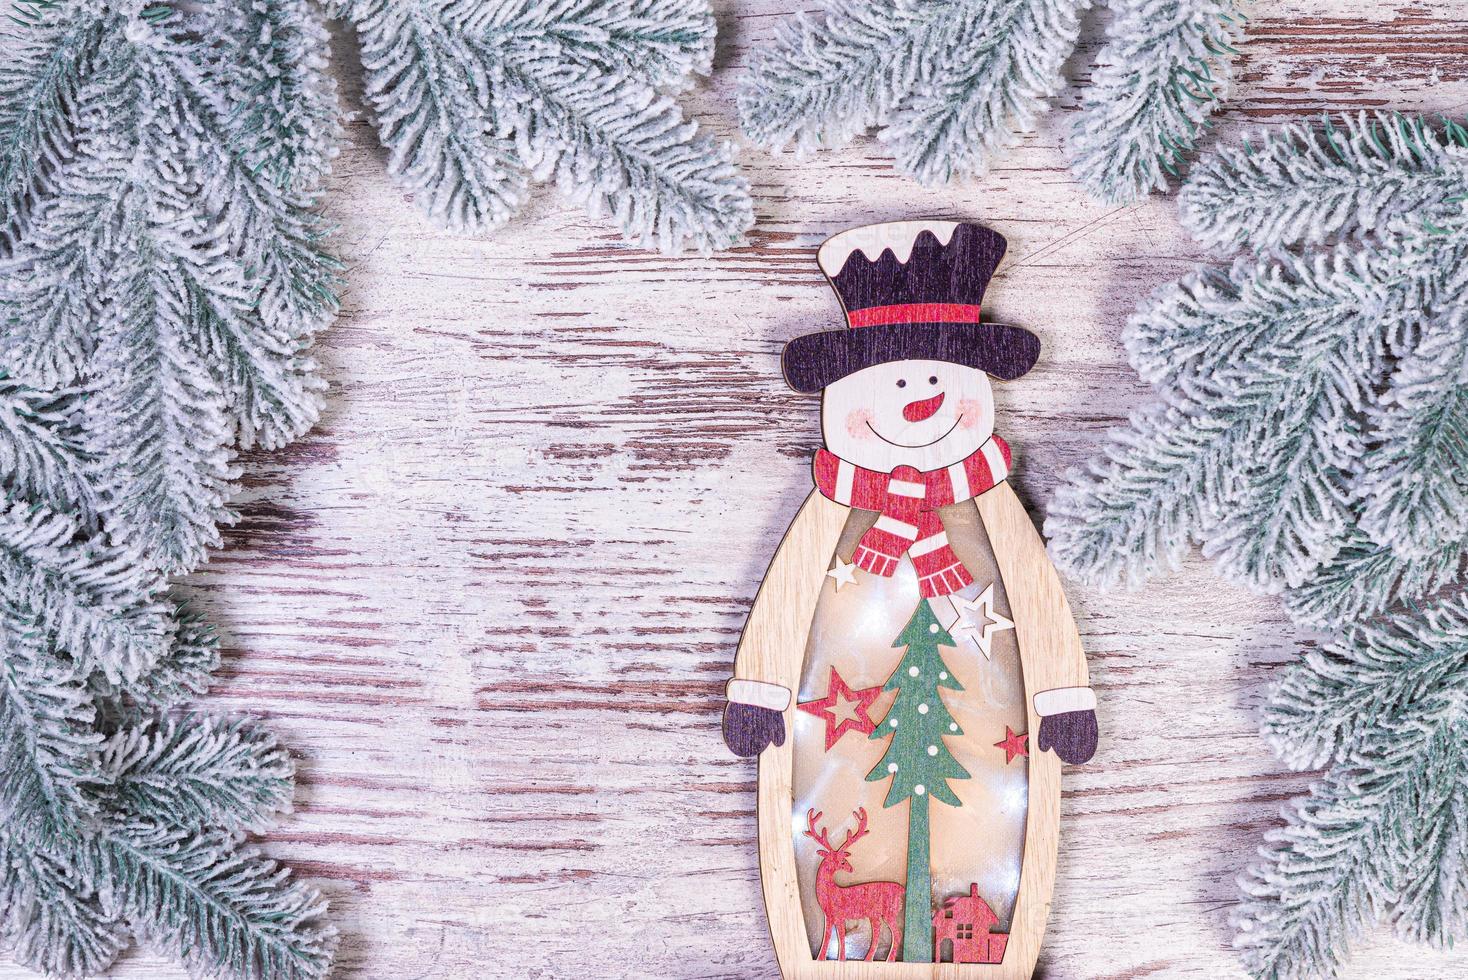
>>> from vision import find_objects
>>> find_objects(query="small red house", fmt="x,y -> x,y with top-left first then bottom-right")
932,884 -> 1009,964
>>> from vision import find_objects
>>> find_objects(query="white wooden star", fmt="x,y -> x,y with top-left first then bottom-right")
825,556 -> 858,591
950,583 -> 1014,659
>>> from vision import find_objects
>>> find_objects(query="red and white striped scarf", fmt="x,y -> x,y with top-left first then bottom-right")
813,436 -> 1011,598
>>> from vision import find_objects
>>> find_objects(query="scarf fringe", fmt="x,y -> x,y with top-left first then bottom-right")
814,436 -> 1010,597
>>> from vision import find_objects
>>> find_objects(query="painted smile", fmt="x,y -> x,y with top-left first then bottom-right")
866,414 -> 964,449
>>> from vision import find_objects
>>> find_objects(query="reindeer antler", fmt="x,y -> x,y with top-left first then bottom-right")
838,807 -> 870,854
804,808 -> 835,853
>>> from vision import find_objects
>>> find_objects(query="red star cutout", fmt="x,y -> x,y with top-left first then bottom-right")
797,667 -> 883,751
994,726 -> 1029,764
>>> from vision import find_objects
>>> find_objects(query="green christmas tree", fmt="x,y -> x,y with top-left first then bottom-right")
867,600 -> 970,963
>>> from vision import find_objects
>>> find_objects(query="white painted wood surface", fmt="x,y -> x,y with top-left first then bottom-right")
9,1 -> 1468,977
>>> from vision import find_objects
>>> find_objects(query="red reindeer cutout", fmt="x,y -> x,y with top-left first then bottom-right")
803,808 -> 905,961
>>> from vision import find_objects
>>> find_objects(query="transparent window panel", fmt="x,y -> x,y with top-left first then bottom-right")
790,501 -> 1028,964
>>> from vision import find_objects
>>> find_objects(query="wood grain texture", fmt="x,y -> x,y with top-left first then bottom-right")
9,1 -> 1468,977
739,485 -> 1077,978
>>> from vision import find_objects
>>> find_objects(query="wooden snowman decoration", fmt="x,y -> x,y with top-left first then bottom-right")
723,221 -> 1097,977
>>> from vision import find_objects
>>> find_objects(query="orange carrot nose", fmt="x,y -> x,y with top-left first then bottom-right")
902,391 -> 945,423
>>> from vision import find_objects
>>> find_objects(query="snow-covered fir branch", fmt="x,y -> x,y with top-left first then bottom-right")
337,0 -> 752,253
1282,527 -> 1468,630
1181,112 -> 1468,253
88,605 -> 220,721
1047,247 -> 1387,593
0,626 -> 104,833
880,0 -> 1084,183
1233,717 -> 1466,980
214,0 -> 340,193
78,822 -> 333,980
0,824 -> 125,977
0,494 -> 172,685
2,7 -> 336,572
741,0 -> 1248,195
739,0 -> 946,155
1263,596 -> 1468,771
1357,214 -> 1468,560
97,714 -> 296,834
0,379 -> 97,528
0,0 -> 104,252
0,2 -> 337,977
1258,598 -> 1468,974
740,0 -> 1084,184
1048,115 -> 1468,979
1069,0 -> 1242,204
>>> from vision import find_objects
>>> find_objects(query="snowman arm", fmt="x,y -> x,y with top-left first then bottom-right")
973,481 -> 1095,736
729,491 -> 849,701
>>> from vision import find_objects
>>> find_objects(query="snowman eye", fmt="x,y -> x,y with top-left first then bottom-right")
928,376 -> 938,385
896,379 -> 907,388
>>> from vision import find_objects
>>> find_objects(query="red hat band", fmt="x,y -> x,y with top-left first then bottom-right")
846,302 -> 983,328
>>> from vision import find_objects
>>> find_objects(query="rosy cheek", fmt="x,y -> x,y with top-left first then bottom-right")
845,408 -> 875,438
957,399 -> 987,429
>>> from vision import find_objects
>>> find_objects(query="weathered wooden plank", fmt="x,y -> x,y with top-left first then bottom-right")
6,1 -> 1467,977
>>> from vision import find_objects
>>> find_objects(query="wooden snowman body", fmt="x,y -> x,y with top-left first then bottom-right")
724,222 -> 1097,979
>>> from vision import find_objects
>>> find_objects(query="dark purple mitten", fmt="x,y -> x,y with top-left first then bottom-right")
723,702 -> 786,758
1037,709 -> 1099,764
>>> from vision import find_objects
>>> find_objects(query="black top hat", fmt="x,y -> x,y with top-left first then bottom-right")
781,221 -> 1040,393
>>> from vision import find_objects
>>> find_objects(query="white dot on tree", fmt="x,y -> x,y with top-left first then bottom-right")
889,718 -> 899,728
888,763 -> 898,773
908,666 -> 920,677
918,703 -> 929,714
914,785 -> 926,796
928,623 -> 939,634
927,745 -> 938,756
949,723 -> 958,732
939,671 -> 948,680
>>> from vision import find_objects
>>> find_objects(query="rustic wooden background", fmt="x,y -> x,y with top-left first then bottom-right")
11,1 -> 1467,977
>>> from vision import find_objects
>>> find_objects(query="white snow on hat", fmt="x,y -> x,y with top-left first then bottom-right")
817,220 -> 963,276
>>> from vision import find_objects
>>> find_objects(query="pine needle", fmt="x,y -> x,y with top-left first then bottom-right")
1045,116 -> 1468,978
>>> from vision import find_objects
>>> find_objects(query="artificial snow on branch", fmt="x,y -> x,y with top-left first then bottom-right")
0,1 -> 337,977
97,714 -> 297,834
1045,112 -> 1468,979
1180,113 -> 1468,252
336,0 -> 753,253
3,10 -> 337,572
1234,722 -> 1458,980
1262,596 -> 1468,771
740,0 -> 1245,200
0,0 -> 104,252
1047,246 -> 1386,593
1241,598 -> 1468,978
1070,0 -> 1242,203
1282,527 -> 1468,630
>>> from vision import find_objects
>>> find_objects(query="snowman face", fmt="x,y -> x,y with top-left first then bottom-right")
821,359 -> 995,473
